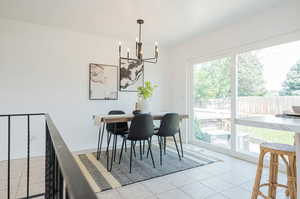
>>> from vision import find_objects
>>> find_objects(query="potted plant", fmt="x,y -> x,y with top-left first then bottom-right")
137,81 -> 157,113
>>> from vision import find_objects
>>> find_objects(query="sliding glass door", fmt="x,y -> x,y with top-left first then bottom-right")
236,41 -> 300,155
193,57 -> 232,148
191,39 -> 300,155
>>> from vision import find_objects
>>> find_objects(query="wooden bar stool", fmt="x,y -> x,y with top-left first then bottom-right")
252,142 -> 297,199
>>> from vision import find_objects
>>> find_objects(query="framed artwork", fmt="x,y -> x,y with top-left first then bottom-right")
119,58 -> 144,92
89,63 -> 118,100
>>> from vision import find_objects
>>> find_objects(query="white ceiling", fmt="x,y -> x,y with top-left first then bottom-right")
0,0 -> 283,46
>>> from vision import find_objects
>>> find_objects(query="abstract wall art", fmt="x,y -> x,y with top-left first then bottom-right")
89,63 -> 118,100
119,58 -> 144,92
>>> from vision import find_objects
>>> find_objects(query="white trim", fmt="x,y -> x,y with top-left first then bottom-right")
187,29 -> 300,65
187,62 -> 194,143
230,55 -> 237,151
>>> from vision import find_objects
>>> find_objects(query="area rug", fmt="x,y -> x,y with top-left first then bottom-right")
74,145 -> 220,193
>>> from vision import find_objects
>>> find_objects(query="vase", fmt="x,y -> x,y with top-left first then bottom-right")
138,98 -> 151,113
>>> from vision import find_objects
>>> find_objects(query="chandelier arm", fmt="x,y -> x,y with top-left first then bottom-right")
119,57 -> 140,61
143,59 -> 158,64
143,57 -> 157,61
120,57 -> 141,64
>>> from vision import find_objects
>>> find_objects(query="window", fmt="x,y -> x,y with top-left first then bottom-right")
191,40 -> 300,155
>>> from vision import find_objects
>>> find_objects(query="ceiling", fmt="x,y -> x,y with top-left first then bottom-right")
0,0 -> 283,46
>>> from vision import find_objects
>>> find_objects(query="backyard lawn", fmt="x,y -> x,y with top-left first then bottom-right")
237,125 -> 295,145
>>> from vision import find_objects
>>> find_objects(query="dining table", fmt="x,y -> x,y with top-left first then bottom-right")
235,115 -> 300,198
93,112 -> 189,169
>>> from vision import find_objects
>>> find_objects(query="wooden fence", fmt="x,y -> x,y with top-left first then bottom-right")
195,96 -> 300,115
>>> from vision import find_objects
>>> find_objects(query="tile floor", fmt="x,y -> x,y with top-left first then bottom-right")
96,147 -> 291,199
0,145 -> 292,199
0,156 -> 45,199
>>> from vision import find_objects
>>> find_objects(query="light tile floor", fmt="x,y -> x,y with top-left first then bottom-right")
96,146 -> 291,199
0,145 -> 292,199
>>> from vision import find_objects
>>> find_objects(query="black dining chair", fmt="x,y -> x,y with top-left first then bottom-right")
118,114 -> 155,173
148,113 -> 183,166
103,110 -> 129,171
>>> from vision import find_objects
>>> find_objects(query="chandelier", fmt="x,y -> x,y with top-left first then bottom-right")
118,19 -> 158,64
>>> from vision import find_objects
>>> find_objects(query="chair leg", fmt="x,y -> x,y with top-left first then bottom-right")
106,133 -> 112,154
147,139 -> 155,168
251,149 -> 266,199
143,140 -> 145,154
139,140 -> 143,160
146,137 -> 152,158
178,128 -> 184,158
173,135 -> 181,161
157,136 -> 160,147
113,135 -> 118,162
133,141 -> 137,158
130,141 -> 133,173
164,137 -> 167,155
125,140 -> 127,152
158,136 -> 163,166
119,138 -> 125,164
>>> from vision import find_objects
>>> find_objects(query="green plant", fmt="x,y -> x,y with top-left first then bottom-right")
137,81 -> 157,100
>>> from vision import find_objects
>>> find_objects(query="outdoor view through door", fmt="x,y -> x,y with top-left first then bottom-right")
193,40 -> 300,155
193,57 -> 232,148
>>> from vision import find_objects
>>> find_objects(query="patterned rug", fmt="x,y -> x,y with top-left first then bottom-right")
74,145 -> 220,193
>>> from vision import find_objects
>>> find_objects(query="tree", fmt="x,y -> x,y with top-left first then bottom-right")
279,59 -> 300,96
194,52 -> 267,102
194,58 -> 231,101
237,52 -> 267,96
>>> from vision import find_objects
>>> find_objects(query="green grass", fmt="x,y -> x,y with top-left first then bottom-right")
193,119 -> 295,145
237,126 -> 295,145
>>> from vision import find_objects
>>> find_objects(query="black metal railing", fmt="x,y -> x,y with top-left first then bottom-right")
1,113 -> 45,199
45,114 -> 98,199
2,113 -> 98,199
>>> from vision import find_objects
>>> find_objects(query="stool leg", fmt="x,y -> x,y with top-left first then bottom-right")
288,155 -> 297,199
293,158 -> 297,196
251,150 -> 266,199
280,154 -> 291,197
268,153 -> 278,198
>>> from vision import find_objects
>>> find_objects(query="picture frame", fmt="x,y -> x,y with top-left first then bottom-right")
89,63 -> 118,100
119,58 -> 144,92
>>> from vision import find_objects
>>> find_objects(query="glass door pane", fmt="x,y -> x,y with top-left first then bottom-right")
193,57 -> 232,148
236,41 -> 300,155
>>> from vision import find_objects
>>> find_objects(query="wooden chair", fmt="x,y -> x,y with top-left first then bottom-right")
252,142 -> 297,199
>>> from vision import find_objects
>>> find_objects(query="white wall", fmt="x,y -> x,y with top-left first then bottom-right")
167,1 -> 300,137
0,18 -> 171,160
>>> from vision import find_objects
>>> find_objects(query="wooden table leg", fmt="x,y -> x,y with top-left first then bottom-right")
96,123 -> 103,160
295,133 -> 300,199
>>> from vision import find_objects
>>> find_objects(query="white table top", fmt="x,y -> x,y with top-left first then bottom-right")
235,116 -> 300,132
